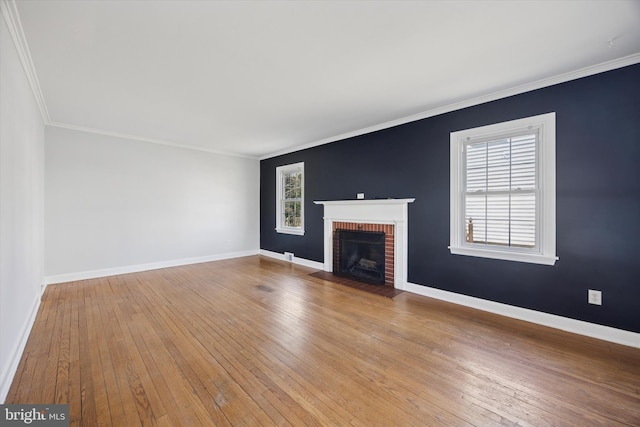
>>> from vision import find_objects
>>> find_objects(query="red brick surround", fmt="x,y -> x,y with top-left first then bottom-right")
332,222 -> 395,286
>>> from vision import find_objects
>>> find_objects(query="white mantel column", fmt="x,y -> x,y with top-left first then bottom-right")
322,217 -> 334,273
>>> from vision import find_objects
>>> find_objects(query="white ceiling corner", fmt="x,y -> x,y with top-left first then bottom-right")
1,0 -> 50,122
8,0 -> 640,159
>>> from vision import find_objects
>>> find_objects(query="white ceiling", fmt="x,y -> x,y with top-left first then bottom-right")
12,0 -> 640,159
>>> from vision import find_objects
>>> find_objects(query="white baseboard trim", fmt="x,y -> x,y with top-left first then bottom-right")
45,250 -> 260,285
259,249 -> 324,270
0,292 -> 41,403
406,282 -> 640,349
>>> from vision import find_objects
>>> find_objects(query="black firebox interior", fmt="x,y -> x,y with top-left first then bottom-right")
335,229 -> 385,285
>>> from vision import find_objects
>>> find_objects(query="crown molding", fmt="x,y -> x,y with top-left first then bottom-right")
47,121 -> 257,159
260,52 -> 640,160
1,0 -> 50,123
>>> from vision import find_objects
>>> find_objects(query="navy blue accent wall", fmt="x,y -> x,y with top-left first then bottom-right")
260,64 -> 640,333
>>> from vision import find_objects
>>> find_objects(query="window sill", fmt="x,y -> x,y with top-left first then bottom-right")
449,245 -> 557,266
276,227 -> 305,236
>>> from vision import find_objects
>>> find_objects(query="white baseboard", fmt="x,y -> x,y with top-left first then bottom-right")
405,282 -> 640,349
45,250 -> 260,285
259,249 -> 324,270
0,292 -> 41,403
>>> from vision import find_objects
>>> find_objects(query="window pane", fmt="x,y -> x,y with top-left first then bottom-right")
466,143 -> 486,192
465,192 -> 536,248
283,171 -> 302,199
465,193 -> 486,243
466,134 -> 536,193
487,139 -> 511,191
511,135 -> 536,190
485,193 -> 510,245
510,193 -> 536,247
282,201 -> 301,228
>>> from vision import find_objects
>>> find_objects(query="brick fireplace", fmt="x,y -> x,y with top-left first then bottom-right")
313,198 -> 415,290
333,222 -> 395,286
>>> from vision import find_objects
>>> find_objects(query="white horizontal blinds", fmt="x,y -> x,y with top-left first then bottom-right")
464,131 -> 538,249
281,167 -> 302,228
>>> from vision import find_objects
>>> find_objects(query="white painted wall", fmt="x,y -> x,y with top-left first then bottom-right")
45,127 -> 260,281
0,16 -> 46,401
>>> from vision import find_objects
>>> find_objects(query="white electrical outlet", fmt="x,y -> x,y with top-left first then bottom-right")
588,289 -> 602,305
284,252 -> 294,262
357,193 -> 365,199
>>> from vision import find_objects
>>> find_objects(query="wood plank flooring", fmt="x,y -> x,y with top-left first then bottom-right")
6,255 -> 640,426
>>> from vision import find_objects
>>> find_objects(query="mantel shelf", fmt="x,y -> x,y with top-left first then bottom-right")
314,198 -> 415,206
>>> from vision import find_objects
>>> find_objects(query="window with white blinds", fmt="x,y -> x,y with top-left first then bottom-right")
275,162 -> 304,235
450,113 -> 557,265
465,132 -> 537,248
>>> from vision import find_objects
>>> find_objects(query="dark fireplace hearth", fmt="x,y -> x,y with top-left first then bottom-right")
334,229 -> 385,285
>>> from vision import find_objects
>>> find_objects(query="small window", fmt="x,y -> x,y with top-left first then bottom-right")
276,162 -> 304,235
450,113 -> 557,265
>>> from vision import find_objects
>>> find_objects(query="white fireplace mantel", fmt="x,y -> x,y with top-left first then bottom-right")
314,198 -> 415,290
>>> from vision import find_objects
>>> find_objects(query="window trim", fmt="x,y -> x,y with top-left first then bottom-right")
449,113 -> 557,265
275,162 -> 305,236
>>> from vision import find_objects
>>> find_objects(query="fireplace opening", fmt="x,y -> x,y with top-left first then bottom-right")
334,229 -> 385,285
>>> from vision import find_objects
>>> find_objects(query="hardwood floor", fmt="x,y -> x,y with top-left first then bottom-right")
6,256 -> 640,426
